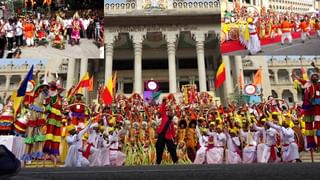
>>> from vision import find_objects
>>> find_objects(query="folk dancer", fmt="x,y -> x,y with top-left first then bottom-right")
267,119 -> 301,162
64,120 -> 92,167
247,17 -> 262,55
280,17 -> 294,46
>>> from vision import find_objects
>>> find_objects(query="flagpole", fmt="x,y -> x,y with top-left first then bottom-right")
259,66 -> 263,102
239,68 -> 243,105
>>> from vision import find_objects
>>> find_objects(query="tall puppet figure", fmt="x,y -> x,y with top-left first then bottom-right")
292,64 -> 320,150
43,82 -> 63,167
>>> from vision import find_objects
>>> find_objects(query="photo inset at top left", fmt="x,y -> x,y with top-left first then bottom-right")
0,0 -> 104,59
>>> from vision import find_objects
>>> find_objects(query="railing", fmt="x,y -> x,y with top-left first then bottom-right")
105,1 -> 137,11
0,64 -> 46,71
268,58 -> 320,66
172,0 -> 219,9
105,0 -> 220,13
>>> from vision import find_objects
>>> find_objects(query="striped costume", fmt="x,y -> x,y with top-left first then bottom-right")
43,95 -> 63,155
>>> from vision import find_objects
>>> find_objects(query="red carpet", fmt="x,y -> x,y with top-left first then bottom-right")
221,31 -> 316,54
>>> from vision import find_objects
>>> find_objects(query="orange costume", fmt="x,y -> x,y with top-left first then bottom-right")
280,20 -> 294,44
281,20 -> 293,33
24,21 -> 35,46
299,21 -> 309,33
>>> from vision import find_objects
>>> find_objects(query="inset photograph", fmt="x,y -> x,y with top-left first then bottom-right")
221,0 -> 320,55
0,0 -> 103,59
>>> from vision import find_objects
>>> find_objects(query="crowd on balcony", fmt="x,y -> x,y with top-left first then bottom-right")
0,9 -> 104,58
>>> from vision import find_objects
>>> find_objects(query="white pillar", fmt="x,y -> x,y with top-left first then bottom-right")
274,69 -> 279,84
80,58 -> 88,102
194,31 -> 207,92
5,75 -> 11,91
136,0 -> 143,9
131,33 -> 144,94
165,32 -> 178,93
234,56 -> 243,91
288,69 -> 293,84
222,56 -> 233,105
66,59 -> 75,90
80,59 -> 88,79
105,33 -> 116,83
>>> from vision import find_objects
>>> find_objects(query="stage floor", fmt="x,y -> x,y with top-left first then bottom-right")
9,163 -> 320,180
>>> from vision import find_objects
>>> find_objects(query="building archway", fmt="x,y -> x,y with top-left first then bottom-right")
271,90 -> 278,98
277,69 -> 290,84
10,75 -> 21,89
0,75 -> 5,89
282,89 -> 294,103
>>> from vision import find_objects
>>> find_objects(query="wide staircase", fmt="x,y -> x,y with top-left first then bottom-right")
300,151 -> 320,163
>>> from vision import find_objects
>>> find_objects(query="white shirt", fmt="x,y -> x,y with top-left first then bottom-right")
268,122 -> 295,145
15,21 -> 23,36
226,133 -> 241,152
240,129 -> 260,146
4,23 -> 14,38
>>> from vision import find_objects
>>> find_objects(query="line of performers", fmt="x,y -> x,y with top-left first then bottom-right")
222,12 -> 320,55
1,71 -> 320,166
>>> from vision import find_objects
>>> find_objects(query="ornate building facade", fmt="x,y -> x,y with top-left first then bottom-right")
105,0 -> 220,94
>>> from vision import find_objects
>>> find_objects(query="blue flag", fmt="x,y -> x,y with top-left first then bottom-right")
17,65 -> 34,97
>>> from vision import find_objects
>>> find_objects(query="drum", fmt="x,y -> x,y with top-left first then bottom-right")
292,126 -> 304,152
229,28 -> 240,41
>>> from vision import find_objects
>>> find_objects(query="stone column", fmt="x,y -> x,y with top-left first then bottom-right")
234,56 -> 243,91
274,69 -> 279,84
66,59 -> 75,90
193,31 -> 207,92
222,56 -> 233,106
131,33 -> 144,94
80,59 -> 88,79
165,32 -> 178,93
80,58 -> 88,102
136,0 -> 143,9
288,69 -> 293,84
5,75 -> 11,91
105,33 -> 116,83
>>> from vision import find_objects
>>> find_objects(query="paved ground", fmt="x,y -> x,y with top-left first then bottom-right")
224,35 -> 320,56
8,163 -> 320,180
4,38 -> 102,60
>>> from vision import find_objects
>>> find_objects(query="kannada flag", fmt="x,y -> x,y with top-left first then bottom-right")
215,62 -> 226,89
68,72 -> 90,98
101,77 -> 113,105
88,76 -> 94,91
253,67 -> 262,86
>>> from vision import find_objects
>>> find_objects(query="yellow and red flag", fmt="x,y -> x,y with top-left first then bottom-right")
101,77 -> 113,105
215,62 -> 226,89
68,72 -> 90,99
88,76 -> 94,92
